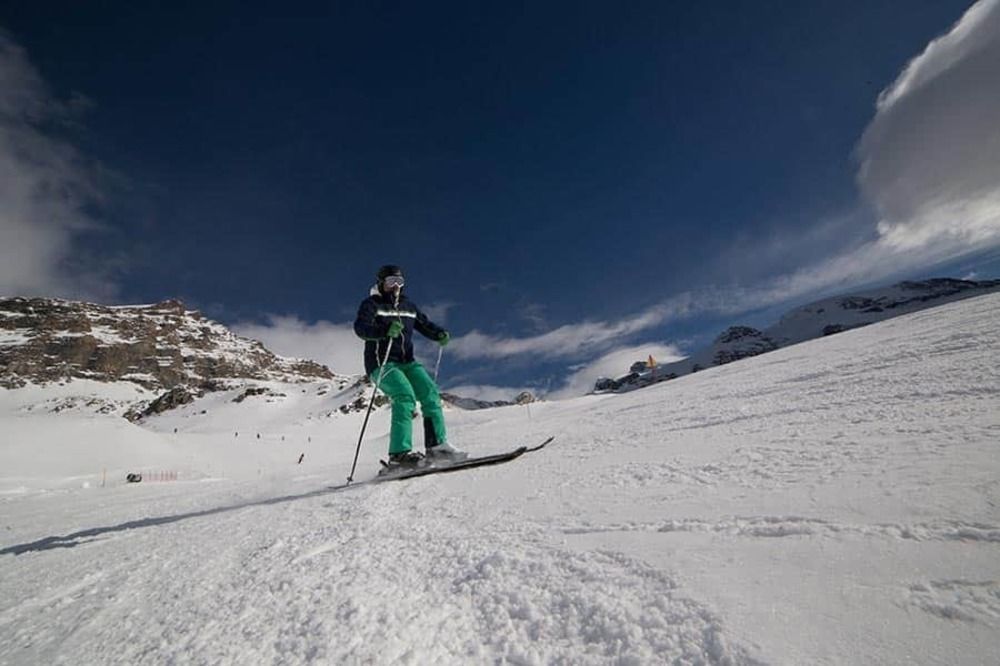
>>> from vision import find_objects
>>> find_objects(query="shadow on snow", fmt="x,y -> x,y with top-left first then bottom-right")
0,481 -> 367,557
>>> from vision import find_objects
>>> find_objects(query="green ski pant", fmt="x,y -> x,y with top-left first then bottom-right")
372,361 -> 447,454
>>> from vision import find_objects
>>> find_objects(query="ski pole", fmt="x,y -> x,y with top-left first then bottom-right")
346,290 -> 400,484
433,345 -> 443,382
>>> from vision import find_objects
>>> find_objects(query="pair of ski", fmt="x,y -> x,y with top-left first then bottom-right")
352,436 -> 553,485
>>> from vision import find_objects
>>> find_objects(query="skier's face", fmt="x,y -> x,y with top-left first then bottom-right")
381,275 -> 404,296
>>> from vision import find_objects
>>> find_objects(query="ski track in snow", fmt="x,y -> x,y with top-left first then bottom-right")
2,293 -> 1000,664
905,580 -> 1000,626
562,516 -> 1000,543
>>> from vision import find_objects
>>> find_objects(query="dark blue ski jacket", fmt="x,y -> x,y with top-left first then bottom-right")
354,289 -> 447,376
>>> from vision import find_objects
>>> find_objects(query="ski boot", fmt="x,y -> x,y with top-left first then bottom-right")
425,442 -> 468,464
379,450 -> 425,476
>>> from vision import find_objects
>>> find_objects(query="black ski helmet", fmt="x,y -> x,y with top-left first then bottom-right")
376,264 -> 404,285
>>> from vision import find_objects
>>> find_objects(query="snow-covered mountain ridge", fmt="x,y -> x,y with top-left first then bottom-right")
599,277 -> 1000,392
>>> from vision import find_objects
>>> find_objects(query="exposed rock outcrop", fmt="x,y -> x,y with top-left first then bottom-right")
125,386 -> 199,422
441,391 -> 537,410
0,297 -> 334,390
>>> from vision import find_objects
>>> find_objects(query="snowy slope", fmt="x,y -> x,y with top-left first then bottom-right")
2,293 -> 999,664
0,376 -> 380,496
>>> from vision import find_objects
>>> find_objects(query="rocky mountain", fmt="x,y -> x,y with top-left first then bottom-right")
596,277 -> 1000,393
706,326 -> 780,366
441,391 -> 537,411
0,297 -> 335,391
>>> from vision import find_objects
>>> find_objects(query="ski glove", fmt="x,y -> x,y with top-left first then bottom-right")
437,331 -> 450,347
387,321 -> 404,339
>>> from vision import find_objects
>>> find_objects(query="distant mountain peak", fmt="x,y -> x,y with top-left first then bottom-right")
0,297 -> 336,391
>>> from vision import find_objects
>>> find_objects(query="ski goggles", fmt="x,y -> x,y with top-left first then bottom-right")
382,275 -> 405,289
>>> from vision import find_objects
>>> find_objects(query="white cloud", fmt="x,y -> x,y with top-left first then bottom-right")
0,31 -> 111,300
419,301 -> 455,323
446,283 -> 819,366
710,2 -> 1000,308
517,301 -> 549,332
857,0 -> 1000,256
549,343 -> 684,399
665,1 -> 1000,321
233,315 -> 364,376
449,297 -> 695,362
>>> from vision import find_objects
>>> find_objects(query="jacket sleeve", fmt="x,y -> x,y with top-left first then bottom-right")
414,304 -> 446,341
354,298 -> 386,340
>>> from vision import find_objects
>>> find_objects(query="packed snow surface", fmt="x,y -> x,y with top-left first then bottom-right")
2,294 -> 1000,664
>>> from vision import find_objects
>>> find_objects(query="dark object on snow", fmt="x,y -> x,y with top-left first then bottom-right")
125,387 -> 197,422
594,377 -> 620,392
126,472 -> 142,483
298,453 -> 305,464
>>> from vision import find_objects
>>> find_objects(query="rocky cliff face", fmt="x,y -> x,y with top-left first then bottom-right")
0,298 -> 334,390
709,326 -> 779,366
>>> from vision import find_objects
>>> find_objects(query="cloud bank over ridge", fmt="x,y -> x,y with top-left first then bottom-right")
0,31 -> 112,300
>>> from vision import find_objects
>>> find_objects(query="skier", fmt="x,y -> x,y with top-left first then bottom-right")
353,265 -> 465,469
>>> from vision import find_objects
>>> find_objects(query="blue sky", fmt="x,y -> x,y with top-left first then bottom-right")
2,1 -> 999,397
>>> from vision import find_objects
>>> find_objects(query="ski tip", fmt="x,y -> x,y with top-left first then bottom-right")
526,436 -> 555,452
